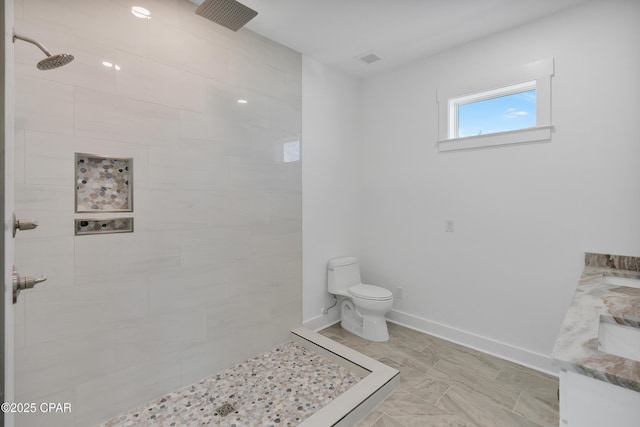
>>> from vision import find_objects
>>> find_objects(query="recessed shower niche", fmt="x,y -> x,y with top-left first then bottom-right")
75,217 -> 134,236
75,153 -> 133,212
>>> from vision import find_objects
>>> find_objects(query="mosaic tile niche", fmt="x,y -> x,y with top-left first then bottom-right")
75,218 -> 134,236
75,153 -> 133,212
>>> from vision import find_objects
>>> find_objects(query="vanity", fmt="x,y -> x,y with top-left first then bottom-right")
552,253 -> 640,427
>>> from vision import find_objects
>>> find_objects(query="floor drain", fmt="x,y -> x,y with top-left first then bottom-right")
216,402 -> 235,416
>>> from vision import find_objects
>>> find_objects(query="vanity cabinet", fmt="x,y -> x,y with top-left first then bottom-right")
559,370 -> 640,426
552,253 -> 640,427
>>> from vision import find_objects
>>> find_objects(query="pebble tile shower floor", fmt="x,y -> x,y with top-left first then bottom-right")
100,341 -> 363,427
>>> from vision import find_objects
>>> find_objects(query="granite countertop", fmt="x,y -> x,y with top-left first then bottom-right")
552,253 -> 640,392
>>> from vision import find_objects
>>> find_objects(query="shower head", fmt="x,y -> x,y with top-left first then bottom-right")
36,53 -> 75,70
13,32 -> 74,70
195,0 -> 257,32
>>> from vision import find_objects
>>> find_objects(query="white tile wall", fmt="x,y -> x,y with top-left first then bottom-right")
14,74 -> 74,134
74,351 -> 182,427
15,388 -> 76,427
74,87 -> 181,146
13,0 -> 301,425
114,51 -> 207,112
15,333 -> 118,399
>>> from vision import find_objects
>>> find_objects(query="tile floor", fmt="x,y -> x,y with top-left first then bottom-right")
319,322 -> 560,427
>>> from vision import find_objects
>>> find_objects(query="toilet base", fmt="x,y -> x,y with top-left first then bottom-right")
340,299 -> 390,342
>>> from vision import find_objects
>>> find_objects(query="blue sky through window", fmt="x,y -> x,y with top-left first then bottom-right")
458,89 -> 536,137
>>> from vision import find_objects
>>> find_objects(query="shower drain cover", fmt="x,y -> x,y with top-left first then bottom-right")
215,402 -> 236,416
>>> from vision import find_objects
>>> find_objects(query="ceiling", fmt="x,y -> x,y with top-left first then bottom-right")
191,0 -> 588,78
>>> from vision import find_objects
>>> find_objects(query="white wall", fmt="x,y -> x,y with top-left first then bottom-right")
301,57 -> 361,329
359,0 -> 640,373
13,0 -> 301,426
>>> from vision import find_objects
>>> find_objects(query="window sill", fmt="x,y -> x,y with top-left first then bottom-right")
437,125 -> 553,152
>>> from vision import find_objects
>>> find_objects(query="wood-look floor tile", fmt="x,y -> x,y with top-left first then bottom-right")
495,362 -> 558,403
513,390 -> 559,427
368,342 -> 436,373
371,414 -> 407,427
394,414 -> 469,427
422,339 -> 504,380
428,359 -> 521,411
387,323 -> 435,352
382,362 -> 429,391
318,322 -> 559,427
410,377 -> 451,404
356,410 -> 385,427
437,386 -> 541,427
377,391 -> 451,418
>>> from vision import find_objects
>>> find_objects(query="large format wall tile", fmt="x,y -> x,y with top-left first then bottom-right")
148,146 -> 228,190
14,0 -> 301,425
15,333 -> 117,400
115,306 -> 208,370
23,0 -> 149,57
74,352 -> 181,427
15,237 -> 75,290
15,184 -> 73,212
74,87 -> 181,146
230,52 -> 287,99
207,190 -> 270,227
147,264 -> 228,314
14,388 -> 75,427
23,280 -> 148,346
229,157 -> 286,191
14,74 -> 73,134
74,231 -> 181,281
180,227 -> 253,267
115,51 -> 207,112
179,328 -> 252,387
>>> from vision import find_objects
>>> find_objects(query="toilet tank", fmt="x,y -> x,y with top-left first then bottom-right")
327,257 -> 361,294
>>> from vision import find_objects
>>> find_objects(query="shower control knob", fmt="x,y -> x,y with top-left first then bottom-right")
12,266 -> 47,304
20,275 -> 47,289
13,214 -> 39,237
17,219 -> 39,231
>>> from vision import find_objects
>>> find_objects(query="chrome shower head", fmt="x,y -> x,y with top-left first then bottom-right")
37,53 -> 75,70
13,32 -> 75,70
195,0 -> 257,32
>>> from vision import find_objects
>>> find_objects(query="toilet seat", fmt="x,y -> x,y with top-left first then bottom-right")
348,284 -> 393,301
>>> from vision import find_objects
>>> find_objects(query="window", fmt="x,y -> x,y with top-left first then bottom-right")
453,81 -> 536,138
437,59 -> 554,151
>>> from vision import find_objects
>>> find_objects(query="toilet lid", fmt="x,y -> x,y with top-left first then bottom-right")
348,284 -> 393,301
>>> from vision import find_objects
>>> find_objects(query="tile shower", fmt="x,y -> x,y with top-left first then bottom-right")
13,0 -> 301,426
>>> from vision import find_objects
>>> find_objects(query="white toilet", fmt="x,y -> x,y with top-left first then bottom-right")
327,257 -> 393,342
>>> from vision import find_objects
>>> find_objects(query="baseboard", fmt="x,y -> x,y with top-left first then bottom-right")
303,311 -> 341,332
387,309 -> 559,377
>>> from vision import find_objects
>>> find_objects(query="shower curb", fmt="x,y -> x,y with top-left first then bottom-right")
290,327 -> 399,427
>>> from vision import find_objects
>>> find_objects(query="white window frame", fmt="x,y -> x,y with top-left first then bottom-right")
437,58 -> 554,152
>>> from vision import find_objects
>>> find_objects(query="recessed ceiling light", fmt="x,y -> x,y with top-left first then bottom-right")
131,6 -> 151,19
114,65 -> 121,71
237,99 -> 248,104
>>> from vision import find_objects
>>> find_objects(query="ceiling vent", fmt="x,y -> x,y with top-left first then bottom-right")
195,0 -> 258,32
357,51 -> 382,65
